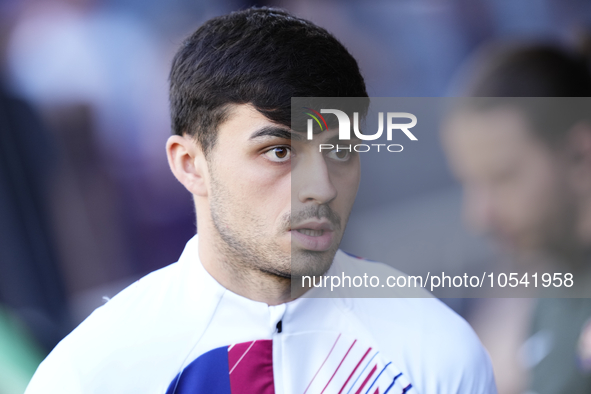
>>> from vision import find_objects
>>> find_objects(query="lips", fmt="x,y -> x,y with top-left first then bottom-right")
290,220 -> 335,251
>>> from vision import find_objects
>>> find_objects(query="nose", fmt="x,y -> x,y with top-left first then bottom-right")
295,152 -> 337,205
463,185 -> 496,235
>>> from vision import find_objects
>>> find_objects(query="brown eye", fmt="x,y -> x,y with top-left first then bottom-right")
327,148 -> 351,162
336,149 -> 348,159
275,147 -> 288,158
264,146 -> 291,162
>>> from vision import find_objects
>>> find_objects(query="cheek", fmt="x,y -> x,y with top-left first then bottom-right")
228,163 -> 291,222
331,162 -> 360,209
340,170 -> 360,204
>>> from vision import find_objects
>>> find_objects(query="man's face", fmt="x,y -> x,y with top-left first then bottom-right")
207,104 -> 360,279
443,106 -> 576,257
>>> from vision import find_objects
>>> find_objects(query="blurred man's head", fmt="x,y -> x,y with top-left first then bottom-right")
443,44 -> 591,261
166,8 -> 368,293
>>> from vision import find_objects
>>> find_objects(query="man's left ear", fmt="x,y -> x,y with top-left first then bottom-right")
565,121 -> 591,193
166,134 -> 209,197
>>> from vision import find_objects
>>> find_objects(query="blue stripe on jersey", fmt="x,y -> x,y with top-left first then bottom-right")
346,351 -> 379,394
364,361 -> 392,394
383,372 -> 403,394
166,346 -> 232,394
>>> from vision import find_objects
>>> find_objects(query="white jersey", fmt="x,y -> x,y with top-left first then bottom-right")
25,235 -> 497,394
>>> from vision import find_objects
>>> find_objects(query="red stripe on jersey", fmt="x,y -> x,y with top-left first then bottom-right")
321,339 -> 357,393
338,347 -> 372,394
228,340 -> 274,394
355,364 -> 377,394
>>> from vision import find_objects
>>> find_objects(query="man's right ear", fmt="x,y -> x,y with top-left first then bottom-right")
166,135 -> 209,197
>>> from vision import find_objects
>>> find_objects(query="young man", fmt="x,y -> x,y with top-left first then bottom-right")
26,8 -> 496,393
443,44 -> 591,393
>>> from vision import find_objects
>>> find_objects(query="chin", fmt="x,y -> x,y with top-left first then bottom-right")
290,247 -> 337,278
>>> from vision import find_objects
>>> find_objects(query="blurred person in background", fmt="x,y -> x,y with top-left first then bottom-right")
0,1 -> 72,392
5,0 -> 185,299
0,71 -> 70,393
443,43 -> 591,393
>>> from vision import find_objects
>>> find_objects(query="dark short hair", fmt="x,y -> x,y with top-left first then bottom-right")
466,43 -> 591,97
460,43 -> 591,145
169,7 -> 368,156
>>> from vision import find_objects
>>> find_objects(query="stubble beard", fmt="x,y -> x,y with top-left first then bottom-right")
209,171 -> 292,282
209,171 -> 346,283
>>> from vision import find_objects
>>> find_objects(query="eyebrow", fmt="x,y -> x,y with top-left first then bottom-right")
249,126 -> 303,141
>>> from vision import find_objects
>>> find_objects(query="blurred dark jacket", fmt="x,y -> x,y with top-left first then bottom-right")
0,85 -> 69,352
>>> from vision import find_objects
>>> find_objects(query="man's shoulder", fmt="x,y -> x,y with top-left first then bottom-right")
333,251 -> 497,393
26,258 -> 222,393
72,260 -> 190,331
